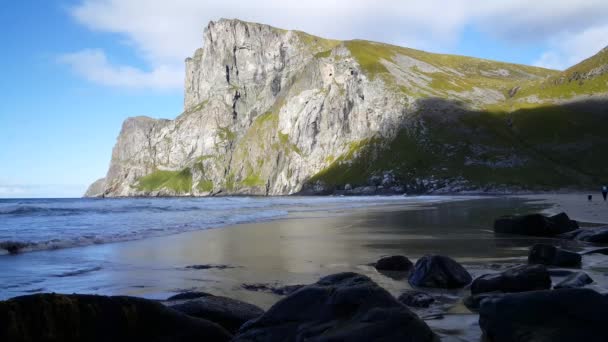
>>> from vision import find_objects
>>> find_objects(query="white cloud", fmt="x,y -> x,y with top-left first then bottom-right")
534,24 -> 608,70
64,0 -> 608,87
59,49 -> 183,90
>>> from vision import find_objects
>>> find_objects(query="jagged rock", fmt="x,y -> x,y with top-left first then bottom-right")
397,290 -> 435,308
528,243 -> 581,267
0,293 -> 231,342
560,226 -> 608,243
409,255 -> 472,289
168,295 -> 264,334
233,272 -> 436,341
493,212 -> 578,237
471,264 -> 551,295
479,289 -> 608,342
374,255 -> 414,272
554,272 -> 593,289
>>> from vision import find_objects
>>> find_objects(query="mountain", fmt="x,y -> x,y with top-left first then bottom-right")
85,19 -> 608,197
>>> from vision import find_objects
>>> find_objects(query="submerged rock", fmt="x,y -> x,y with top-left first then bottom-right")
409,255 -> 472,288
554,272 -> 593,289
398,290 -> 435,308
241,283 -> 305,296
560,226 -> 608,243
493,212 -> 578,237
528,243 -> 581,267
233,272 -> 436,341
374,255 -> 414,272
471,264 -> 551,295
169,295 -> 264,334
0,293 -> 231,342
479,289 -> 608,342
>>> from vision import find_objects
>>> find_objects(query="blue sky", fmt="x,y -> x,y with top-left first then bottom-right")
1,0 -> 607,198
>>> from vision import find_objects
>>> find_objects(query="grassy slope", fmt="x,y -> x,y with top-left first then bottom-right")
137,169 -> 193,194
310,44 -> 608,191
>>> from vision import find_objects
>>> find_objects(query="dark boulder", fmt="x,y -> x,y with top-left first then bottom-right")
471,264 -> 551,295
409,255 -> 472,289
0,293 -> 231,342
528,243 -> 581,267
241,283 -> 305,296
233,272 -> 436,342
479,289 -> 608,342
560,226 -> 608,244
397,290 -> 435,308
493,212 -> 578,237
554,272 -> 593,289
167,291 -> 213,301
463,292 -> 503,312
169,294 -> 264,334
374,255 -> 414,272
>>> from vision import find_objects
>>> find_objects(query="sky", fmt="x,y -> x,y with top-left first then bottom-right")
1,0 -> 607,198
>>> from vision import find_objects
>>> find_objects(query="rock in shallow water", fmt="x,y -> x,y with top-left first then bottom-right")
554,271 -> 593,289
0,293 -> 231,342
398,290 -> 436,308
233,272 -> 436,342
479,288 -> 608,342
169,294 -> 264,334
375,255 -> 414,272
528,243 -> 581,267
493,212 -> 578,237
560,226 -> 608,243
471,264 -> 551,295
409,255 -> 472,289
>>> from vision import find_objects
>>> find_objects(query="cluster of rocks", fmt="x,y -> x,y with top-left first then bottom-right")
2,211 -> 607,341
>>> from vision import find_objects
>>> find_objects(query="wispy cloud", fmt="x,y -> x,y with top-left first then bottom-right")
63,0 -> 608,89
59,49 -> 183,90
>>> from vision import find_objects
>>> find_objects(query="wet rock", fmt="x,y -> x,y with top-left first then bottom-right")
528,244 -> 581,267
374,255 -> 414,272
0,241 -> 29,255
185,264 -> 237,270
234,272 -> 436,341
241,283 -> 305,296
493,212 -> 578,237
0,293 -> 231,342
167,292 -> 213,301
554,272 -> 593,289
409,255 -> 472,289
463,292 -> 503,312
169,295 -> 264,334
479,289 -> 608,342
560,226 -> 608,244
398,290 -> 435,308
471,264 -> 551,295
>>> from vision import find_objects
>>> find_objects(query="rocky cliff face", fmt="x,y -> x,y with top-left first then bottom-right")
88,19 -> 608,197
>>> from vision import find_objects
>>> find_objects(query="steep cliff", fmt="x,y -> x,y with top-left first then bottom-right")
89,19 -> 608,197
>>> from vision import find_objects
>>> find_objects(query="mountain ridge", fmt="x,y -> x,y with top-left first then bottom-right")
85,19 -> 608,197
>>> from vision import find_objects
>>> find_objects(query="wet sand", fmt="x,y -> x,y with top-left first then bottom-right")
522,193 -> 608,224
2,194 -> 608,341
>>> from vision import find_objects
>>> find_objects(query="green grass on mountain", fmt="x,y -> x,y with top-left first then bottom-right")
137,168 -> 193,193
308,99 -> 608,191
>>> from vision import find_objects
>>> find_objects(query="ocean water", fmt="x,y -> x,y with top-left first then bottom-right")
0,196 -> 460,255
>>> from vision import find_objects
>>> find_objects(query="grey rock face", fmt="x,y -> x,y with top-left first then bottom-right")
83,178 -> 106,197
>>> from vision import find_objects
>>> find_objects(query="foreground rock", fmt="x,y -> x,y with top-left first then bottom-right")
374,255 -> 414,272
528,243 -> 581,267
0,293 -> 231,342
241,283 -> 305,296
234,272 -> 436,341
409,255 -> 472,288
479,289 -> 608,342
554,272 -> 593,289
560,226 -> 608,243
168,294 -> 264,334
494,212 -> 578,237
471,264 -> 551,295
